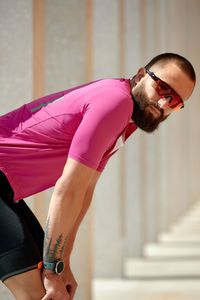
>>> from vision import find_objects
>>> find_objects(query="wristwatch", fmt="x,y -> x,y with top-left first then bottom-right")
43,260 -> 65,275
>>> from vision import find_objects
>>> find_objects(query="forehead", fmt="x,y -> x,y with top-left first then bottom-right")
150,62 -> 194,101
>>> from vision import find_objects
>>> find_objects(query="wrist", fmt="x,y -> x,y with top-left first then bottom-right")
63,253 -> 71,265
38,260 -> 65,275
43,268 -> 58,279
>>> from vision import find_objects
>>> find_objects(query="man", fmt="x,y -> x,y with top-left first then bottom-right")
0,53 -> 195,299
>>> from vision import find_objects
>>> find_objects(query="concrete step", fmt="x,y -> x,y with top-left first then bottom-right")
189,207 -> 200,215
143,243 -> 200,258
124,258 -> 200,279
158,232 -> 200,243
170,223 -> 200,233
179,216 -> 200,224
93,279 -> 200,300
169,225 -> 200,237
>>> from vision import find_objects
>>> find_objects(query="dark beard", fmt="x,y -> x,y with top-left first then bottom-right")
131,88 -> 168,133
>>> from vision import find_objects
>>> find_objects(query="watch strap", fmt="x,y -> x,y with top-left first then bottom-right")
42,260 -> 65,274
38,260 -> 64,274
43,261 -> 56,272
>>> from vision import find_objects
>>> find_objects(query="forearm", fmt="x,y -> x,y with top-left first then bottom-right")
63,187 -> 94,261
43,181 -> 85,263
41,159 -> 98,300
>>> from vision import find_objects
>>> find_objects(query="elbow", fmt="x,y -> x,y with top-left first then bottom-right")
54,177 -> 86,200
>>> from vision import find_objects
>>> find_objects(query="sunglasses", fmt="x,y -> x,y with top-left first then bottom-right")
145,68 -> 184,111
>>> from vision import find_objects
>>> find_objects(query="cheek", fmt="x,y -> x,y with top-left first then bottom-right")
164,107 -> 173,116
159,102 -> 173,116
145,81 -> 159,100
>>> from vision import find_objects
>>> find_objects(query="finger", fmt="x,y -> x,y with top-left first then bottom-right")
69,292 -> 74,300
66,284 -> 74,300
69,291 -> 75,300
41,294 -> 51,300
69,287 -> 77,300
66,284 -> 72,294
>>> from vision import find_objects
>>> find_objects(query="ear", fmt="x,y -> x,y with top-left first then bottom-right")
134,67 -> 146,84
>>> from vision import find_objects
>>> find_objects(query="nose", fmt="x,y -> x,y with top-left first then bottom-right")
158,96 -> 173,115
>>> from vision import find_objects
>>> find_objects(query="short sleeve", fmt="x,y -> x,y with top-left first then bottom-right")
97,150 -> 118,172
68,89 -> 132,170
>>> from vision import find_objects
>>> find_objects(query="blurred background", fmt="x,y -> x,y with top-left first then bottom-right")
0,0 -> 200,299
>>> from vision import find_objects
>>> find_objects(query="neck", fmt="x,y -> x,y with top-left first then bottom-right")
129,79 -> 137,123
130,78 -> 134,91
130,75 -> 137,93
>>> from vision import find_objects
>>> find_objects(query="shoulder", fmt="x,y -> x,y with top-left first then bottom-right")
86,78 -> 132,107
92,78 -> 131,94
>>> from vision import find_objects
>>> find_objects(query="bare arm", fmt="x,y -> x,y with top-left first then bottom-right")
60,171 -> 101,299
43,158 -> 97,263
41,158 -> 100,300
62,170 -> 101,261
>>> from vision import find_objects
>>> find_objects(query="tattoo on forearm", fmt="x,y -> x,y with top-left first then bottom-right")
43,217 -> 50,251
43,217 -> 70,262
59,235 -> 69,258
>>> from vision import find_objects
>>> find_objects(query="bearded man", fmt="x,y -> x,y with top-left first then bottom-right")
0,53 -> 195,300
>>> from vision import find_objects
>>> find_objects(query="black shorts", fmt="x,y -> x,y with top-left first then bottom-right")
0,171 -> 44,282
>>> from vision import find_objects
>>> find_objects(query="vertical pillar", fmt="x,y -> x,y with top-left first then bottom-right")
186,0 -> 200,208
0,0 -> 33,298
138,0 -> 150,251
93,0 -> 123,277
165,0 -> 190,227
33,0 -> 47,228
85,0 -> 93,299
123,0 -> 144,259
119,0 -> 126,240
45,1 -> 93,299
145,0 -> 159,244
159,0 -> 169,232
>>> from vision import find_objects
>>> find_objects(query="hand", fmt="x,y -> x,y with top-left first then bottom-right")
61,264 -> 78,300
41,269 -> 70,300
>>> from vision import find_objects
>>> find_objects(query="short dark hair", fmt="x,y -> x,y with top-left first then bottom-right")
145,53 -> 196,83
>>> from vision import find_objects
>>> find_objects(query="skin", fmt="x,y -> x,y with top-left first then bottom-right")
4,160 -> 101,300
3,60 -> 195,300
40,161 -> 100,300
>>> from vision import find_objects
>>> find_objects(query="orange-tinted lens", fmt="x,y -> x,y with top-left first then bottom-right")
168,96 -> 184,111
152,80 -> 171,96
154,80 -> 183,111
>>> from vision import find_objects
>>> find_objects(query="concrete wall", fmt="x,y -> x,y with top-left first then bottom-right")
0,0 -> 200,299
0,1 -> 33,299
93,0 -> 200,278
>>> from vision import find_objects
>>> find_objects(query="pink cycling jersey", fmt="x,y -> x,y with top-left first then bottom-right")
0,78 -> 137,202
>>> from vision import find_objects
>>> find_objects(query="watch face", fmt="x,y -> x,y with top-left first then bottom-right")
56,261 -> 64,274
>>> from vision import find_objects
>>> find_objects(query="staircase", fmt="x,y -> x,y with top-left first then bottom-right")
93,201 -> 200,300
